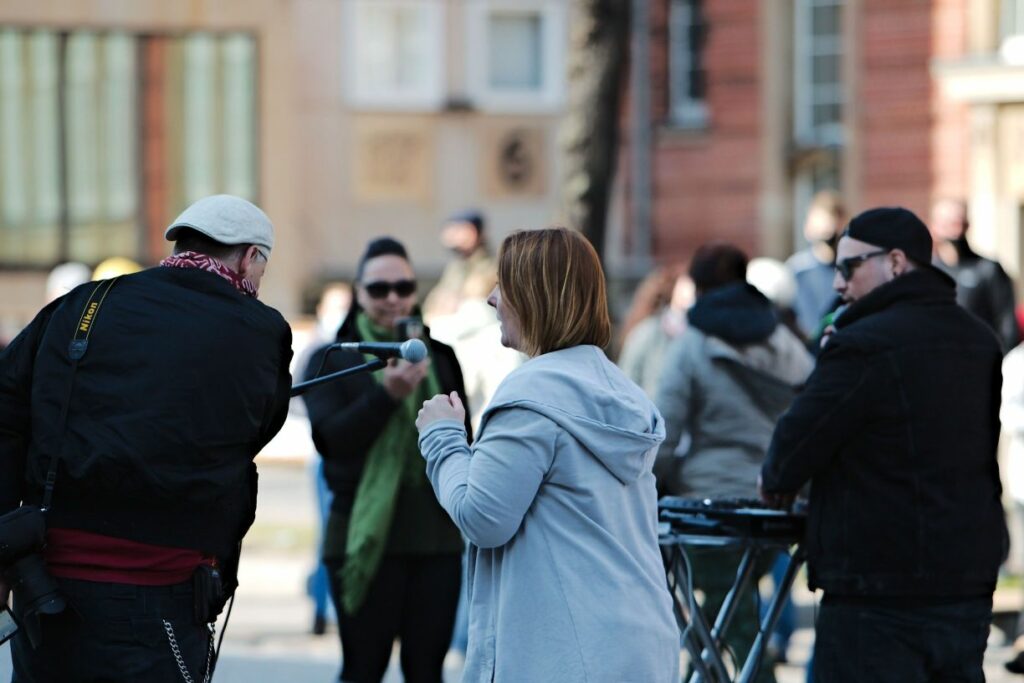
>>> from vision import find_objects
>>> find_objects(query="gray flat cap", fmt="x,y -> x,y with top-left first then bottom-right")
165,195 -> 274,257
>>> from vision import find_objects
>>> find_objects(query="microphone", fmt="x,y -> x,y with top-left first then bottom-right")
332,338 -> 428,363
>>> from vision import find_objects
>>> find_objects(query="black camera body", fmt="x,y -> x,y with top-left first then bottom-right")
0,505 -> 67,647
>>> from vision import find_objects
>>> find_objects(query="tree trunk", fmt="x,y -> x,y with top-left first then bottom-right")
561,0 -> 632,261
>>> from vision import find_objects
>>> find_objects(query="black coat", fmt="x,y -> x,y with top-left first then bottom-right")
934,240 -> 1019,353
302,310 -> 471,514
0,267 -> 293,559
762,268 -> 1007,598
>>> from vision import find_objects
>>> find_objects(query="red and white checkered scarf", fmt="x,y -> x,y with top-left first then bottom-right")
160,251 -> 258,298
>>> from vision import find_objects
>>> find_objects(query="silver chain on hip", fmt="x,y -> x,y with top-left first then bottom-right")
163,619 -> 215,683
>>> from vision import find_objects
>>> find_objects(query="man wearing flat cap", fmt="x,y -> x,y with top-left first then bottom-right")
760,207 -> 1007,682
0,195 -> 292,681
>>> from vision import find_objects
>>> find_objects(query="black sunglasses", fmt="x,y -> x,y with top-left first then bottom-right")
835,250 -> 888,281
362,279 -> 417,299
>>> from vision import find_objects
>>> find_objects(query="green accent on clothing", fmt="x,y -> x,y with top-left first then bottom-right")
339,313 -> 445,613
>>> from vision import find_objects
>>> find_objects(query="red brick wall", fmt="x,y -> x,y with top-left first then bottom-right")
643,0 -> 762,265
856,1 -> 931,214
930,0 -> 970,201
633,0 -> 968,265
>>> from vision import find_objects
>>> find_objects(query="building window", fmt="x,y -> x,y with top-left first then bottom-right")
1003,0 -> 1024,38
669,0 -> 708,129
792,0 -> 844,244
344,0 -> 445,110
794,0 -> 843,147
0,28 -> 258,268
465,1 -> 567,112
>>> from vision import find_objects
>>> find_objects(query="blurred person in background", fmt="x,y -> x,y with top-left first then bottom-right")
416,211 -> 515,659
930,197 -> 1019,353
302,237 -> 468,683
786,190 -> 846,338
617,266 -> 693,397
748,256 -> 804,346
654,242 -> 814,682
0,195 -> 292,682
416,227 -> 678,683
299,282 -> 352,635
91,256 -> 143,281
44,262 -> 92,304
746,255 -> 805,665
422,210 -> 497,323
1001,341 -> 1024,675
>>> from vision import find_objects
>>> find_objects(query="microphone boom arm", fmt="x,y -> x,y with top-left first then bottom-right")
289,357 -> 387,397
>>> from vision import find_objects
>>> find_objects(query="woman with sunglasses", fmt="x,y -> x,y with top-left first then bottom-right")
302,236 -> 469,683
416,228 -> 678,682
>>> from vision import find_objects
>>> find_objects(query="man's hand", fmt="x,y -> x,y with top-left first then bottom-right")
758,474 -> 795,510
381,358 -> 431,400
416,392 -> 466,432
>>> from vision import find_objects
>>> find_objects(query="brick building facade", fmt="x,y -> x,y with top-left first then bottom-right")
624,0 -> 1024,280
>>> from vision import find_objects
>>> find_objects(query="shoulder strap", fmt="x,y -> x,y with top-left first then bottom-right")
42,277 -> 121,511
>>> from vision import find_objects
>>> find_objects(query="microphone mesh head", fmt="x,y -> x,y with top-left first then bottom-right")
400,338 -> 428,363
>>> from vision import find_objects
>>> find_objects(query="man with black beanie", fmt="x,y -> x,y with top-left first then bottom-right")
760,207 -> 1007,682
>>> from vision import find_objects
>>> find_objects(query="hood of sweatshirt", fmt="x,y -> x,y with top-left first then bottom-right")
480,345 -> 665,484
687,282 -> 777,345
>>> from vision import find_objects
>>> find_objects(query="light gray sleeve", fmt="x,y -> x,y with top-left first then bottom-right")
418,408 -> 557,548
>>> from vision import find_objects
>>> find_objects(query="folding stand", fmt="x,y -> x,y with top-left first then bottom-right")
659,499 -> 806,683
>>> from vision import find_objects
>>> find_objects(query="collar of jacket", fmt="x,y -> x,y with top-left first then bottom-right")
836,267 -> 957,330
687,282 -> 778,345
334,303 -> 429,342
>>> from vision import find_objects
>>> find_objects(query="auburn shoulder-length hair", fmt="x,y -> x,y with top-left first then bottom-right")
497,227 -> 611,357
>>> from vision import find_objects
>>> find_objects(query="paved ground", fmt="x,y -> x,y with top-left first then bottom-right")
2,461 -> 1023,682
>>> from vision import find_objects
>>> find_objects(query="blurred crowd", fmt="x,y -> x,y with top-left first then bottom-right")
6,191 -> 1024,681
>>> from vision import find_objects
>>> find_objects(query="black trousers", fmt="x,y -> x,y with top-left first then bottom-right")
813,595 -> 992,683
325,553 -> 461,683
11,576 -> 211,683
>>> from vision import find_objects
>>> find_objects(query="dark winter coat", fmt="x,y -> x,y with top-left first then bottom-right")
762,267 -> 1007,598
0,267 -> 293,559
302,310 -> 471,515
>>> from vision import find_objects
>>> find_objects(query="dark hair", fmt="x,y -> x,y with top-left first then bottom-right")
447,209 -> 485,234
497,227 -> 611,357
356,237 -> 410,281
172,228 -> 249,261
689,242 -> 748,294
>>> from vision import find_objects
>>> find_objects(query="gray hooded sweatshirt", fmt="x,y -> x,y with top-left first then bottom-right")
419,345 -> 678,683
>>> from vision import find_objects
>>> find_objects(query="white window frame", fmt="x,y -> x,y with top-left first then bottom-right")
464,0 -> 567,113
793,0 -> 844,147
668,0 -> 709,129
1003,0 -> 1024,39
343,0 -> 446,110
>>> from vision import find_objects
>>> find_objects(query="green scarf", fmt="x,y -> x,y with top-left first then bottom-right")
341,313 -> 442,613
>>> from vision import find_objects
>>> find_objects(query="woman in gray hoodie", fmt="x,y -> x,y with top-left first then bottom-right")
416,228 -> 678,683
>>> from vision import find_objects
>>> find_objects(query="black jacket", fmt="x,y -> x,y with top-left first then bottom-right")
762,268 -> 1007,598
302,310 -> 471,514
934,240 -> 1019,353
0,267 -> 292,559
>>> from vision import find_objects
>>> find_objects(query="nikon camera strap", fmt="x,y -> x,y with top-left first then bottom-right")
41,277 -> 121,512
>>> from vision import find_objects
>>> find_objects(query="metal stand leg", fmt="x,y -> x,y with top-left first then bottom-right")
664,544 -> 719,681
737,544 -> 806,683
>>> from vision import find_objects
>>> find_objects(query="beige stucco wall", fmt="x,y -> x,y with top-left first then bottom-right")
0,0 -> 569,335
